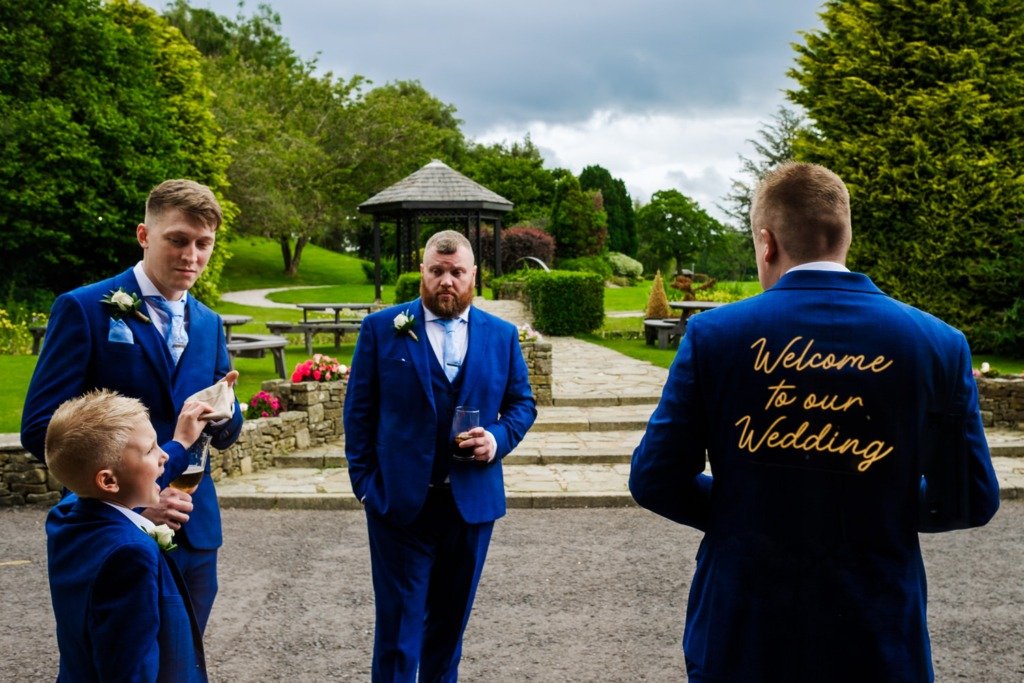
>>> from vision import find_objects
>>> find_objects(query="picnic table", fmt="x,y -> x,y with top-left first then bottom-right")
226,334 -> 288,379
220,314 -> 253,342
266,302 -> 379,355
644,300 -> 726,350
295,302 -> 378,324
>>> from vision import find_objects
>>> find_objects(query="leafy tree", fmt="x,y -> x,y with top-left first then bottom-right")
635,189 -> 724,277
721,105 -> 804,233
459,136 -> 558,227
788,0 -> 1024,351
579,165 -> 637,256
0,0 -> 231,303
549,175 -> 607,259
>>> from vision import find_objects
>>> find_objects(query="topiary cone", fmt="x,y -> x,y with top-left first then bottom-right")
645,270 -> 671,319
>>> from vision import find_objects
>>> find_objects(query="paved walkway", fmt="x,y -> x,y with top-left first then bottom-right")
214,293 -> 1024,509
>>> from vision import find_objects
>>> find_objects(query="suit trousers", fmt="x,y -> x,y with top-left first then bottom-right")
167,541 -> 218,634
366,487 -> 494,683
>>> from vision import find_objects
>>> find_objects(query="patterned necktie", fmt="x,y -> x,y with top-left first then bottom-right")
147,296 -> 188,364
434,318 -> 461,382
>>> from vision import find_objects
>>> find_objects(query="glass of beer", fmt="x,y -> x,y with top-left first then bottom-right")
452,406 -> 479,461
170,431 -> 211,494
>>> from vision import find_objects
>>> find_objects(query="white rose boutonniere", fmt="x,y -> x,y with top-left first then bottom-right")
393,310 -> 418,341
100,288 -> 151,323
144,524 -> 178,552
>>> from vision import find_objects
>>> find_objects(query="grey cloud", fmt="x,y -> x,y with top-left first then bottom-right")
178,0 -> 823,133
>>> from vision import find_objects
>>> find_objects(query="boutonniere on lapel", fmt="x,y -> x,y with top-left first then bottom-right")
100,288 -> 151,324
393,309 -> 418,341
143,524 -> 178,552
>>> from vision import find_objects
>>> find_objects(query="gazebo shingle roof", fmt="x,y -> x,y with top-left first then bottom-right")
358,159 -> 513,214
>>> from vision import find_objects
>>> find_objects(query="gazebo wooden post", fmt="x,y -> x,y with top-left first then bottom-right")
394,215 -> 404,279
494,216 -> 503,278
411,215 -> 421,272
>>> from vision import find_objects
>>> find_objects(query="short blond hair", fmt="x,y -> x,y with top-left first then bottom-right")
424,229 -> 474,261
751,161 -> 852,262
145,179 -> 223,231
45,390 -> 150,494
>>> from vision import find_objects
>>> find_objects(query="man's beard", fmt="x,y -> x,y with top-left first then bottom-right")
421,283 -> 473,318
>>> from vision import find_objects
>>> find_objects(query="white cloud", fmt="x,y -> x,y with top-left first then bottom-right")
474,108 -> 766,223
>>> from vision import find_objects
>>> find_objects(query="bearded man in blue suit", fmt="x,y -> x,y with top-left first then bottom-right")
630,162 -> 1000,682
22,179 -> 242,634
344,229 -> 537,681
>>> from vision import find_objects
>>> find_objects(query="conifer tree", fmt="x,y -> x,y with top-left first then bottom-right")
788,0 -> 1024,351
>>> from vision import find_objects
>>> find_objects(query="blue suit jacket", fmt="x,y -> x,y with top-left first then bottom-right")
47,495 -> 206,682
344,299 -> 537,525
630,270 -> 1000,682
22,268 -> 243,549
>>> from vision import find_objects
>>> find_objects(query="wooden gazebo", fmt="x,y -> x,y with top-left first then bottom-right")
358,159 -> 513,300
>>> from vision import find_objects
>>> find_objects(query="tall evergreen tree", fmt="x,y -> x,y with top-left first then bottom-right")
579,165 -> 637,256
549,175 -> 608,259
789,0 -> 1024,352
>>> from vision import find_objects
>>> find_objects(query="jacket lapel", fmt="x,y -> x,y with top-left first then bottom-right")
114,269 -> 175,380
406,299 -> 436,414
458,307 -> 488,405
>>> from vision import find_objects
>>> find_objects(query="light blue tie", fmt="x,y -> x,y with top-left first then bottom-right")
147,296 -> 188,364
434,318 -> 461,382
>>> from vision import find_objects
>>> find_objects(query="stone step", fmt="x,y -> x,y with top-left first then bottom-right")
271,425 -> 1024,470
214,457 -> 1024,510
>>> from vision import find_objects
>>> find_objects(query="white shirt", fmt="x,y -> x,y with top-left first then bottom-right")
422,306 -> 469,372
103,500 -> 155,532
787,261 -> 850,273
421,305 -> 497,462
133,262 -> 189,339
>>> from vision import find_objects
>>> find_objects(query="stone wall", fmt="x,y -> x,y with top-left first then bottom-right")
521,339 -> 553,406
978,377 -> 1024,430
209,379 -> 345,480
1,338 -> 556,506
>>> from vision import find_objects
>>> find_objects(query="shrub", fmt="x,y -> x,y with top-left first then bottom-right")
490,271 -> 530,302
556,255 -> 613,279
479,225 -> 556,275
606,252 -> 643,282
394,273 -> 421,304
360,258 -> 397,285
525,270 -> 604,335
645,271 -> 671,319
0,307 -> 46,355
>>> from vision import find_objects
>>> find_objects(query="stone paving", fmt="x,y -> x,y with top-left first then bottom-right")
213,293 -> 1024,509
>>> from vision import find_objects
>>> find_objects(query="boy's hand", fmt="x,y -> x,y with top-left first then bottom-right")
173,399 -> 212,448
140,488 -> 193,530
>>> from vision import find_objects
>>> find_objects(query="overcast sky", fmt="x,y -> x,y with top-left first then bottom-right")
146,0 -> 824,221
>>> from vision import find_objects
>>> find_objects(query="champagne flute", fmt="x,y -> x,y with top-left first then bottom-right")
169,431 -> 211,494
452,406 -> 480,461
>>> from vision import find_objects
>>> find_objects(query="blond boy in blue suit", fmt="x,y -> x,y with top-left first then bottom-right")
45,389 -> 208,682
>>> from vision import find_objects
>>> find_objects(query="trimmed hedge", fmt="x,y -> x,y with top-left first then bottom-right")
394,272 -> 421,304
525,270 -> 604,335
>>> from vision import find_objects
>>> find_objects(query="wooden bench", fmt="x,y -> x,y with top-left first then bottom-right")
227,334 -> 288,379
30,325 -> 47,355
265,320 -> 362,355
644,318 -> 686,350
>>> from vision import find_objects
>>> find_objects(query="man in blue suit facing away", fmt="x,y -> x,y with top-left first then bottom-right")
22,179 -> 243,635
344,229 -> 537,681
45,389 -> 207,682
630,162 -> 1000,682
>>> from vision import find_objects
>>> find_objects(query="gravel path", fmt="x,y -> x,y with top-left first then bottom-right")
3,503 -> 1023,681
